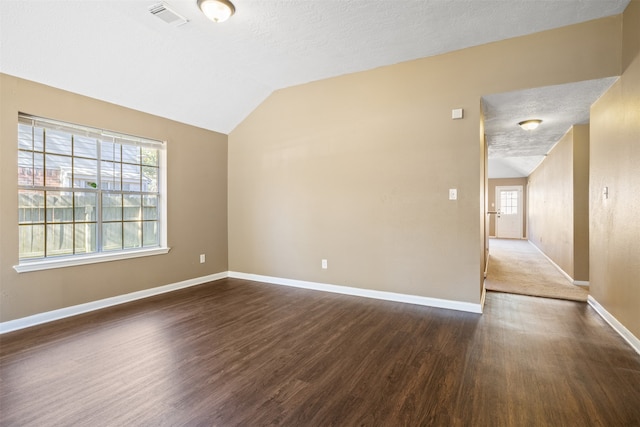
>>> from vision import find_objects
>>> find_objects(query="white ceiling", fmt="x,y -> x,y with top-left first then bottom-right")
484,77 -> 618,179
0,0 -> 629,135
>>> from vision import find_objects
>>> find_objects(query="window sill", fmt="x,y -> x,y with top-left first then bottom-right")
13,247 -> 171,273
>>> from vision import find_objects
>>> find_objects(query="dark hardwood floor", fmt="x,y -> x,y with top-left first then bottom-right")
1,278 -> 639,426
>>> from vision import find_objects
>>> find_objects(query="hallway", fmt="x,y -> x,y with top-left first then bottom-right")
485,238 -> 589,302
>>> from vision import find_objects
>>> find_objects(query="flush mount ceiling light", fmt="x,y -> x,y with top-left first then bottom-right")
518,119 -> 542,131
197,0 -> 235,22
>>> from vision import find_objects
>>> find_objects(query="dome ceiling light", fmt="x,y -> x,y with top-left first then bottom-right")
197,0 -> 235,23
518,119 -> 542,130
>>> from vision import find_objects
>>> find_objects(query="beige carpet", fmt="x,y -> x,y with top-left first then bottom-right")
485,239 -> 589,302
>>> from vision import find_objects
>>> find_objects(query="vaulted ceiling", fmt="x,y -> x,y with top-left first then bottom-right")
0,0 -> 630,177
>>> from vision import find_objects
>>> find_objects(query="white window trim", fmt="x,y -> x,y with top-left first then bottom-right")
13,247 -> 171,273
15,114 -> 170,272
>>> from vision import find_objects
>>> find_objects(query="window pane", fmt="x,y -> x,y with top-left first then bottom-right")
34,153 -> 45,187
18,123 -> 33,150
143,195 -> 158,220
19,224 -> 45,259
122,144 -> 140,164
142,147 -> 158,166
46,192 -> 74,223
103,222 -> 123,251
73,157 -> 98,189
122,163 -> 141,191
74,136 -> 97,159
18,151 -> 34,186
45,154 -> 72,187
18,190 -> 45,224
102,193 -> 122,221
34,126 -> 45,152
101,161 -> 122,191
500,190 -> 518,215
123,194 -> 141,220
45,129 -> 72,155
124,221 -> 142,249
143,221 -> 158,247
142,166 -> 158,192
75,223 -> 97,254
46,223 -> 74,257
101,140 -> 121,162
74,193 -> 97,222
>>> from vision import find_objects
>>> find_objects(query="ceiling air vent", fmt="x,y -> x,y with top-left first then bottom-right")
148,2 -> 188,26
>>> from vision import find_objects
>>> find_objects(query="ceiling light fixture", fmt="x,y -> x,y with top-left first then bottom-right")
197,0 -> 235,23
518,119 -> 542,131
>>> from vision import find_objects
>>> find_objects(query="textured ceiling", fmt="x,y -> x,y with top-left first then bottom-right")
0,0 -> 630,134
483,77 -> 618,178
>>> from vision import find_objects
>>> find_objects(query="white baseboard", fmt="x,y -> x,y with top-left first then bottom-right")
527,240 -> 588,286
1,270 -> 485,334
229,271 -> 483,314
0,272 -> 228,334
588,295 -> 640,355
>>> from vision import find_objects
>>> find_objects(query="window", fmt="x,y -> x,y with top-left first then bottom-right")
500,190 -> 518,215
16,114 -> 168,272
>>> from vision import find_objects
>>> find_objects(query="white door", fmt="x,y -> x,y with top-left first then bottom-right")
495,186 -> 523,239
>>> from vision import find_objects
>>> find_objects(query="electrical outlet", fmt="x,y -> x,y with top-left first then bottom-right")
449,188 -> 457,200
322,259 -> 328,269
200,254 -> 206,264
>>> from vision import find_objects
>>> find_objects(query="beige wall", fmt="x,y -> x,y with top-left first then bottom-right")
573,125 -> 590,281
528,130 -> 574,276
527,125 -> 589,281
0,74 -> 228,322
228,16 -> 621,305
590,0 -> 640,338
488,178 -> 528,238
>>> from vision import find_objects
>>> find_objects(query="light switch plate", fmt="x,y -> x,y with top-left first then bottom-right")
449,189 -> 458,200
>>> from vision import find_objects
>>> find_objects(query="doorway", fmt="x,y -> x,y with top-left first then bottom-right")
495,185 -> 523,239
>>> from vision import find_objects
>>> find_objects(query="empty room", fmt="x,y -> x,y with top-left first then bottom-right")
1,0 -> 639,425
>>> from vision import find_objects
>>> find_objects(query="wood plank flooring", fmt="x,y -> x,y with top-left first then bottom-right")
1,278 -> 639,426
